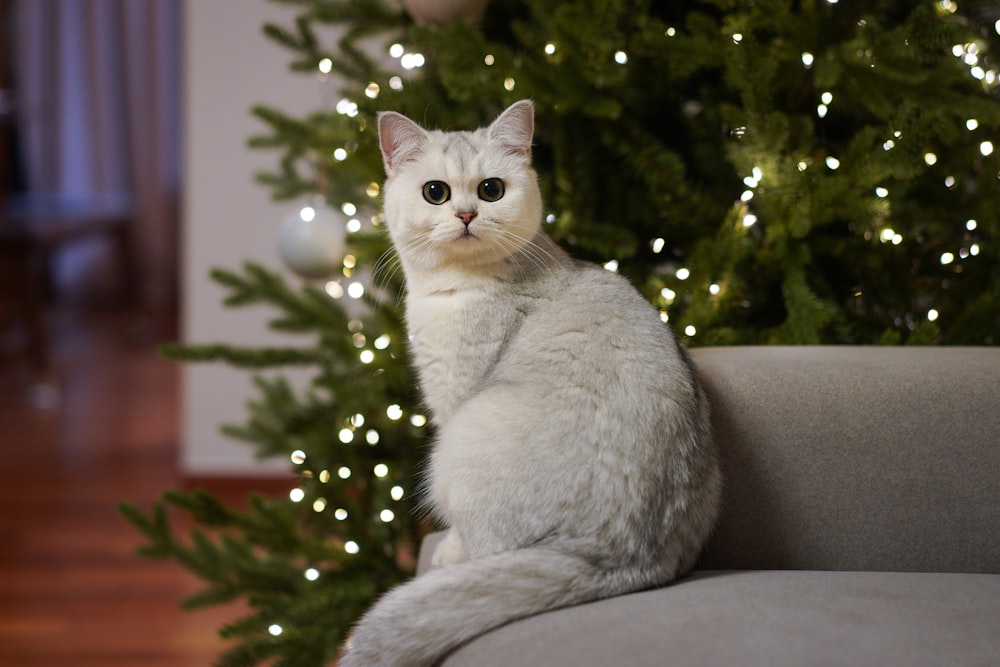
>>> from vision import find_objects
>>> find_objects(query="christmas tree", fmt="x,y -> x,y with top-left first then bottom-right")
121,1 -> 999,665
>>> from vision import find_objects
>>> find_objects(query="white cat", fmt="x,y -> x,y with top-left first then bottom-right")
339,101 -> 721,666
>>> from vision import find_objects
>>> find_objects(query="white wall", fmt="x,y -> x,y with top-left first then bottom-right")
182,0 -> 325,474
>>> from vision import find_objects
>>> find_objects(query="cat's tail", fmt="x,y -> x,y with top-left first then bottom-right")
339,544 -> 642,667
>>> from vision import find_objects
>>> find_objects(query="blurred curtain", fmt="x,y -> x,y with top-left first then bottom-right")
13,0 -> 180,309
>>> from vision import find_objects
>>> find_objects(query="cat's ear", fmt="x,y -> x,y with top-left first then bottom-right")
488,100 -> 534,159
378,111 -> 428,176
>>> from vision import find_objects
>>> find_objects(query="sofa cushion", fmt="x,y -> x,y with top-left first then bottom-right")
441,570 -> 1000,667
690,347 -> 1000,573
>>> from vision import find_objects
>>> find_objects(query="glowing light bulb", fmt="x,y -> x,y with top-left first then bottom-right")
344,541 -> 360,554
365,83 -> 380,99
484,54 -> 495,66
400,53 -> 425,69
346,219 -> 362,233
651,238 -> 665,253
318,58 -> 333,74
614,50 -> 628,64
684,325 -> 697,336
802,52 -> 814,67
373,464 -> 389,478
676,267 -> 690,280
334,508 -> 348,520
359,350 -> 375,364
966,219 -> 977,231
390,486 -> 405,501
544,43 -> 556,55
731,33 -> 743,44
338,428 -> 354,444
924,152 -> 938,165
410,414 -> 427,427
347,282 -> 365,299
269,624 -> 283,637
603,259 -> 619,272
312,498 -> 327,512
324,281 -> 344,299
927,309 -> 939,322
336,98 -> 358,116
338,466 -> 352,479
289,488 -> 305,503
387,404 -> 403,420
875,187 -> 889,198
966,118 -> 979,131
660,288 -> 676,302
333,148 -> 348,162
742,213 -> 758,228
299,206 -> 316,222
980,141 -> 994,156
366,429 -> 380,445
380,509 -> 395,523
305,568 -> 320,581
290,450 -> 306,465
504,78 -> 516,91
709,284 -> 721,295
940,252 -> 955,265
826,156 -> 841,170
389,43 -> 404,58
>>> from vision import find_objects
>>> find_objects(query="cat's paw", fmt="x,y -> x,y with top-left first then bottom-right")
431,528 -> 464,568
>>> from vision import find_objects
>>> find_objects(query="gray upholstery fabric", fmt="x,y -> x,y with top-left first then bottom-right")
442,571 -> 1000,667
413,347 -> 1000,666
690,347 -> 1000,572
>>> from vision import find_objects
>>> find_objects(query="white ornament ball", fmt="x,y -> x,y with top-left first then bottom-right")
278,202 -> 347,279
403,0 -> 489,25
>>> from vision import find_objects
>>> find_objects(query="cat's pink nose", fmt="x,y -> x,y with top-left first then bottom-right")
457,210 -> 477,226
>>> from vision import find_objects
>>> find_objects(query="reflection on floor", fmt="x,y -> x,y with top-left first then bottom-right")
0,302 -> 291,666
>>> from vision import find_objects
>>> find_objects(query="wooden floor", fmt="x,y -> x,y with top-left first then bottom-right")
0,304 -> 284,666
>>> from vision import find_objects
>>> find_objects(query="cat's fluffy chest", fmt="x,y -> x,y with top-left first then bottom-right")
406,287 -> 523,424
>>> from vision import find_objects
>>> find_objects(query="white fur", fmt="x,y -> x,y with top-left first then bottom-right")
340,102 -> 721,666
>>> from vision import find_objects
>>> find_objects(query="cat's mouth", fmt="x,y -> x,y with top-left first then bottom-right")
455,225 -> 479,241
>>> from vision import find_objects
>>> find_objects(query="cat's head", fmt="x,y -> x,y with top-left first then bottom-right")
377,101 -> 543,275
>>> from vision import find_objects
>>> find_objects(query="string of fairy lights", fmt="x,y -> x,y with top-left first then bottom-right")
286,0 -> 996,577
256,0 -> 998,642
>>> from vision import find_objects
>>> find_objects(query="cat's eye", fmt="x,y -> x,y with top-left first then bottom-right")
477,178 -> 505,202
422,181 -> 451,205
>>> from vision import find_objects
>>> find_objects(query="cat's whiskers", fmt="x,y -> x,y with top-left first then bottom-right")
371,247 -> 409,309
492,226 -> 559,280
